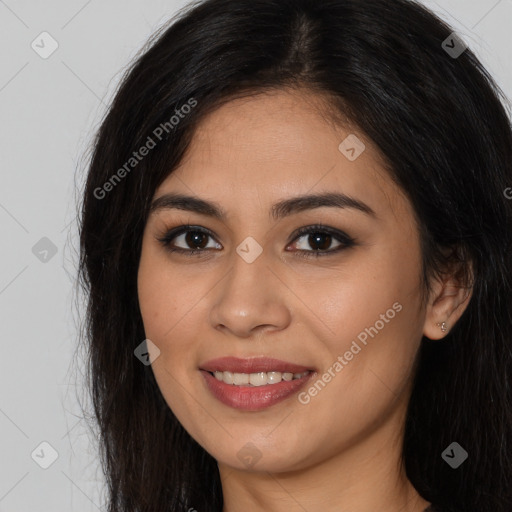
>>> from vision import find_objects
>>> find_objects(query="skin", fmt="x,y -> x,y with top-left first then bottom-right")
137,88 -> 472,512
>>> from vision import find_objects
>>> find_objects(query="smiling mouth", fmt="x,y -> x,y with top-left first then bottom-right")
199,356 -> 316,410
200,369 -> 315,411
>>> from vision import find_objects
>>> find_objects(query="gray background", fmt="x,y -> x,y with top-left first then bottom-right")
1,1 -> 511,510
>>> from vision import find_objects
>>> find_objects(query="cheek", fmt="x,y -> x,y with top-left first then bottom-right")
137,250 -> 202,422
309,235 -> 422,376
304,248 -> 420,345
137,274 -> 194,382
137,244 -> 207,392
137,245 -> 198,340
290,297 -> 422,463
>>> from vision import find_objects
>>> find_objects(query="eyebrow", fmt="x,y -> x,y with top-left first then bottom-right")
150,192 -> 377,221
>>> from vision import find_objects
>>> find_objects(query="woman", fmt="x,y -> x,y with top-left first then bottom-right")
77,0 -> 512,510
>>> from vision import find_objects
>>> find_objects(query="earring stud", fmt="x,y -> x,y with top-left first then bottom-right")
436,321 -> 448,332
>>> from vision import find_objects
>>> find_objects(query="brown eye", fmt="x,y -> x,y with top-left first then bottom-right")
157,226 -> 221,254
287,224 -> 356,258
300,233 -> 336,251
183,231 -> 209,249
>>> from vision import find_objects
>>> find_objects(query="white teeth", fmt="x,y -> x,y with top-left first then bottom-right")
249,372 -> 267,386
223,371 -> 234,385
233,372 -> 249,385
266,371 -> 282,384
211,370 -> 310,386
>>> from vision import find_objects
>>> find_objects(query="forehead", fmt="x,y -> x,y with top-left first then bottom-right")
155,88 -> 408,220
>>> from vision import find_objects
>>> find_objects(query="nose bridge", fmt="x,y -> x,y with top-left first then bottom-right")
225,239 -> 274,305
209,238 -> 291,336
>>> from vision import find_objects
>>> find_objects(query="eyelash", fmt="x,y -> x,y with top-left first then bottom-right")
156,223 -> 356,259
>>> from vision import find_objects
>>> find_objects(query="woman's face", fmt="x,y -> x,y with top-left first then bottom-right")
137,88 -> 429,473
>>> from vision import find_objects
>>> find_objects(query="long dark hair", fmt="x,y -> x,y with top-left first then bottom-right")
76,0 -> 512,510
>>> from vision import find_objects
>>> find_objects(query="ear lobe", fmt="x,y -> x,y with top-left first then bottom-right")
422,259 -> 473,341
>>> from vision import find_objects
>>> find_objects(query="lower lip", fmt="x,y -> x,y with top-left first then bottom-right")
200,370 -> 315,411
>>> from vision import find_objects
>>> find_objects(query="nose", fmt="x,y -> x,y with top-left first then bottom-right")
209,249 -> 292,339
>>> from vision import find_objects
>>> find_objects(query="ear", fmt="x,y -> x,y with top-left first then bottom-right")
423,250 -> 474,341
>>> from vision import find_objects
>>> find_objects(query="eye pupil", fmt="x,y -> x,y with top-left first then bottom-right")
309,233 -> 331,251
186,231 -> 208,249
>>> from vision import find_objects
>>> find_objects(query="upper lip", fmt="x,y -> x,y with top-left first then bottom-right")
200,356 -> 314,374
